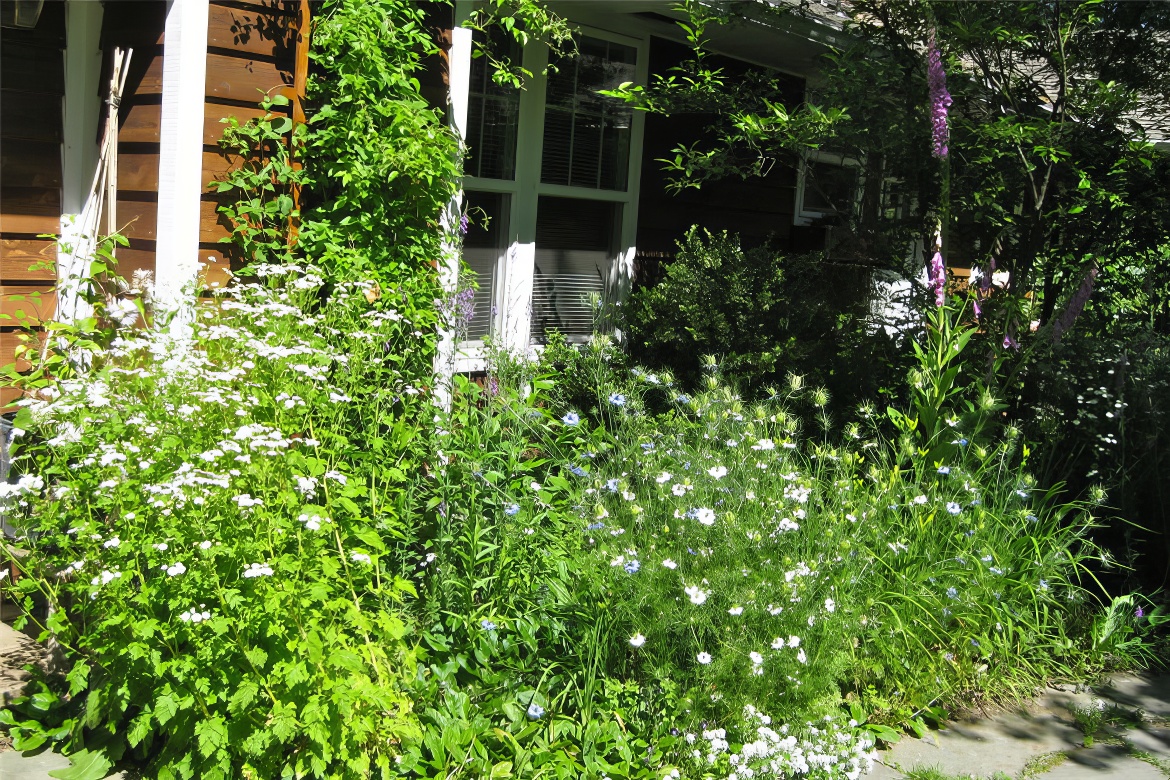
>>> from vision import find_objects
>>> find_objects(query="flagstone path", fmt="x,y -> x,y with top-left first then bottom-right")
3,618 -> 1168,779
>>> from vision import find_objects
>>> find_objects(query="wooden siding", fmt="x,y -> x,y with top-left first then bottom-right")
201,0 -> 299,275
0,1 -> 65,389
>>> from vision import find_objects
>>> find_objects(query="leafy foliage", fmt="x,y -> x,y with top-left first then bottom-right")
625,227 -> 905,417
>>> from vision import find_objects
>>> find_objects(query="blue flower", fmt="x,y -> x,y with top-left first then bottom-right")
480,619 -> 497,631
1026,514 -> 1038,523
938,466 -> 951,475
641,442 -> 655,451
946,502 -> 962,515
586,521 -> 606,531
946,587 -> 959,600
562,412 -> 580,426
527,702 -> 545,720
675,394 -> 690,404
605,478 -> 620,493
623,559 -> 641,574
958,438 -> 969,446
570,465 -> 587,477
505,504 -> 520,516
609,393 -> 626,406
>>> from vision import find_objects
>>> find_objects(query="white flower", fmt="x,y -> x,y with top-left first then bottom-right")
324,470 -> 347,484
294,475 -> 318,496
729,606 -> 744,616
350,552 -> 372,564
630,633 -> 646,648
234,494 -> 263,508
751,438 -> 775,451
662,559 -> 678,569
685,585 -> 708,605
165,562 -> 187,577
696,651 -> 713,665
103,537 -> 121,549
707,465 -> 728,479
771,637 -> 785,650
913,494 -> 928,505
672,483 -> 691,496
824,598 -> 836,613
788,635 -> 801,648
797,648 -> 807,664
530,481 -> 542,491
749,651 -> 764,665
243,562 -> 274,578
655,472 -> 672,484
198,540 -> 213,550
946,501 -> 962,515
695,507 -> 716,526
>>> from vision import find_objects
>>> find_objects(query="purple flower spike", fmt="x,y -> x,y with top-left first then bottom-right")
927,32 -> 953,159
930,251 -> 947,307
459,213 -> 470,235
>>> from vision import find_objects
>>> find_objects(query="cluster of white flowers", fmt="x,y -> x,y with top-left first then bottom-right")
243,562 -> 275,578
689,708 -> 876,780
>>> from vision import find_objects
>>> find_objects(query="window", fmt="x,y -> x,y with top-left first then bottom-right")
530,196 -> 619,344
465,36 -> 520,180
795,152 -> 861,226
461,191 -> 509,340
541,36 -> 637,191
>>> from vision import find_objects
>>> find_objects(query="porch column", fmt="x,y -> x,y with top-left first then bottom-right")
155,0 -> 209,313
435,1 -> 474,399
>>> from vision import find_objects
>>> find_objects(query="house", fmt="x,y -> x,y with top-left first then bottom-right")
0,0 -> 853,391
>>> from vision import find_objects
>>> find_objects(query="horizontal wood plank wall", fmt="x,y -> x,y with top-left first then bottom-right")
101,1 -> 167,286
0,1 -> 66,406
203,0 -> 297,287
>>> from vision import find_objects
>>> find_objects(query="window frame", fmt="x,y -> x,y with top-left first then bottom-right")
451,11 -> 648,370
793,150 -> 864,227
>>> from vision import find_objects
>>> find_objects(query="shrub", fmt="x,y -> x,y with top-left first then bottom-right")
1,269 -> 430,778
625,227 -> 905,416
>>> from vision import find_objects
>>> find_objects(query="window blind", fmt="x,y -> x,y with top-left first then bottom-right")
541,36 -> 636,191
530,196 -> 618,344
466,34 -> 520,180
462,191 -> 509,340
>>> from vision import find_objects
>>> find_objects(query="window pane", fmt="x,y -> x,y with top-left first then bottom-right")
803,162 -> 857,214
531,196 -> 619,344
466,33 -> 520,180
462,191 -> 509,340
541,35 -> 636,191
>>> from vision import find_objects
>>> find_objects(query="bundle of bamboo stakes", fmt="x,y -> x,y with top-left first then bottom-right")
56,46 -> 132,326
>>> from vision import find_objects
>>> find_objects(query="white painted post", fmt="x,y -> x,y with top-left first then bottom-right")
61,0 -> 104,216
434,2 -> 474,404
155,0 -> 209,316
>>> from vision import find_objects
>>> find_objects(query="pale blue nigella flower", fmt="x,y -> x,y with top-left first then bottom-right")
609,393 -> 626,406
946,502 -> 962,515
505,504 -> 520,516
562,412 -> 580,426
624,559 -> 641,574
527,702 -> 545,720
480,619 -> 497,631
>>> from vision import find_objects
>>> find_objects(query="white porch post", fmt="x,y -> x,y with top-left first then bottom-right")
434,1 -> 474,403
155,0 -> 209,315
61,0 -> 104,216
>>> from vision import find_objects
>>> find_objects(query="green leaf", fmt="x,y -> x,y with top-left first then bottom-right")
195,715 -> 228,757
47,749 -> 113,780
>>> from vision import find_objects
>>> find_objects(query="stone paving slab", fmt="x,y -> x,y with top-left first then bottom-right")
0,618 -> 40,705
867,676 -> 1170,780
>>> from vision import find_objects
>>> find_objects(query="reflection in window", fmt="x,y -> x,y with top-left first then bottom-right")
531,196 -> 618,344
541,36 -> 636,191
466,36 -> 521,180
802,161 -> 858,215
461,191 -> 509,340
